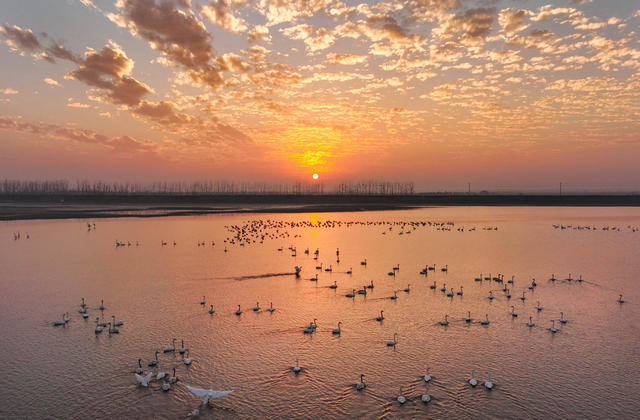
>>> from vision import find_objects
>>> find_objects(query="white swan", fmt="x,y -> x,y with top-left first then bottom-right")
424,367 -> 432,382
135,372 -> 153,387
157,371 -> 166,380
135,359 -> 143,374
430,281 -> 436,289
356,374 -> 366,390
357,287 -> 367,295
293,358 -> 301,374
469,370 -> 478,387
421,393 -> 431,402
457,286 -> 463,296
267,302 -> 276,312
446,288 -> 454,297
108,322 -> 119,334
387,333 -> 398,346
161,382 -> 171,392
488,291 -> 494,300
397,387 -> 406,404
179,340 -> 186,354
484,373 -> 493,389
536,301 -> 543,311
186,385 -> 233,406
168,368 -> 178,384
520,291 -> 526,301
376,310 -> 385,321
183,349 -> 192,365
440,283 -> 447,292
163,339 -> 176,352
53,314 -> 66,326
332,322 -> 342,334
113,318 -> 123,326
99,300 -> 105,310
148,351 -> 159,366
367,281 -> 374,289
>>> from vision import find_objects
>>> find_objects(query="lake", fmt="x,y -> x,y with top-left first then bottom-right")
1,207 -> 639,419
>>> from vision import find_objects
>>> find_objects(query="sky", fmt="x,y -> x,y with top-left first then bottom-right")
0,0 -> 639,192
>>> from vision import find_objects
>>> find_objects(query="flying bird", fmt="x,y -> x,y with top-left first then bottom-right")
186,385 -> 233,406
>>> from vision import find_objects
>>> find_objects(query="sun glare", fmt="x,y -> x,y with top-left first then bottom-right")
312,173 -> 319,180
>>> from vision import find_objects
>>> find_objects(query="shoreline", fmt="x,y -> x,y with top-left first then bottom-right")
1,193 -> 639,221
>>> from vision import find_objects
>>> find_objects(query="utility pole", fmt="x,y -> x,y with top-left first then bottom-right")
559,182 -> 562,196
468,182 -> 471,194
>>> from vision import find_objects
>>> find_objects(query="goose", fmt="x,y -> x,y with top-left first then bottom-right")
200,296 -> 205,305
135,372 -> 153,387
387,333 -> 398,346
469,370 -> 478,387
358,287 -> 367,295
488,291 -> 494,300
520,291 -> 526,301
208,304 -> 215,314
375,310 -> 385,321
446,288 -> 454,297
329,281 -> 338,289
185,385 -> 232,406
510,306 -> 518,317
356,374 -> 366,390
148,351 -> 159,367
135,359 -> 143,374
536,301 -> 543,311
457,286 -> 463,296
253,302 -> 260,311
108,322 -> 119,334
346,289 -> 356,298
53,315 -> 66,326
484,373 -> 493,389
332,322 -> 342,334
293,358 -> 301,374
527,316 -> 535,327
366,281 -> 374,289
440,283 -> 447,292
397,387 -> 406,404
480,314 -> 490,325
549,320 -> 558,333
167,368 -> 178,384
430,281 -> 436,289
235,305 -> 242,315
390,291 -> 398,300
179,340 -> 186,354
183,349 -> 192,365
559,312 -> 567,324
157,371 -> 166,381
404,284 -> 411,292
424,367 -> 432,382
163,339 -> 176,352
99,300 -> 105,310
617,294 -> 625,304
465,311 -> 472,323
267,302 -> 276,312
440,315 -> 449,326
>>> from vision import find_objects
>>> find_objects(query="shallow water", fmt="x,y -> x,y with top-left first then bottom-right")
1,207 -> 639,419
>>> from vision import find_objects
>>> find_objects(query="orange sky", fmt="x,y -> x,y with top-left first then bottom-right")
0,0 -> 639,191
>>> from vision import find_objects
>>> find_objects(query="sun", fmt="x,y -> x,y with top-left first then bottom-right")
312,173 -> 319,180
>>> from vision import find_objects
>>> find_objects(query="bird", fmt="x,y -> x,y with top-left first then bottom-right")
510,306 -> 518,317
108,322 -> 119,334
430,281 -> 436,289
617,294 -> 625,304
163,339 -> 176,352
99,300 -> 105,310
421,393 -> 431,403
488,291 -> 494,300
446,288 -> 454,297
346,289 -> 356,298
440,283 -> 447,292
186,385 -> 233,406
148,351 -> 159,367
549,320 -> 558,333
480,314 -> 490,325
208,305 -> 215,314
200,296 -> 205,305
356,374 -> 366,390
527,316 -> 535,327
397,387 -> 406,404
457,286 -> 463,296
253,302 -> 260,312
113,317 -> 123,326
135,372 -> 153,387
332,322 -> 342,334
520,291 -> 526,301
360,259 -> 367,266
424,367 -> 432,382
183,349 -> 192,365
293,358 -> 301,374
536,301 -> 543,311
235,304 -> 242,315
53,315 -> 66,326
440,315 -> 449,326
465,311 -> 472,323
178,340 -> 186,354
560,312 -> 567,324
376,310 -> 385,321
469,370 -> 478,387
387,333 -> 398,346
357,287 -> 367,295
267,302 -> 276,312
390,291 -> 398,300
329,281 -> 337,289
366,281 -> 374,289
404,284 -> 411,292
161,382 -> 171,392
441,264 -> 448,272
484,373 -> 494,389
167,368 -> 178,384
157,371 -> 166,381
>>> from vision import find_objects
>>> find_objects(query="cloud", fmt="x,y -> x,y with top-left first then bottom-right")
499,9 -> 530,35
1,88 -> 19,95
200,0 -> 248,33
0,24 -> 40,51
67,102 -> 91,108
433,8 -> 496,44
133,100 -> 194,126
282,24 -> 336,52
43,77 -> 61,86
67,41 -> 151,106
248,24 -> 270,42
326,53 -> 367,65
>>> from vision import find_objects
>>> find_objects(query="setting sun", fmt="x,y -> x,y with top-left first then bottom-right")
312,173 -> 319,180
